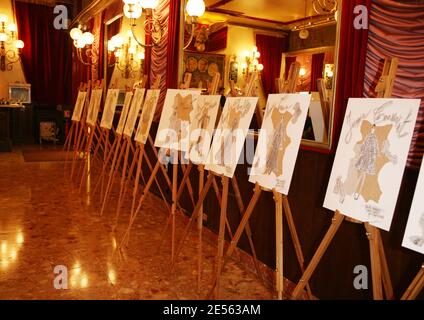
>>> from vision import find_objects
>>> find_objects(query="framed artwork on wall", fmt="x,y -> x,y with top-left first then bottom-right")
183,51 -> 225,89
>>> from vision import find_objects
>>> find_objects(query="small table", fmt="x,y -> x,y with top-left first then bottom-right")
0,104 -> 25,152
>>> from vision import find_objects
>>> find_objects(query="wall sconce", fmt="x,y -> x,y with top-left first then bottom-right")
69,26 -> 96,66
0,14 -> 24,72
108,31 -> 145,79
183,0 -> 206,49
240,46 -> 264,76
299,66 -> 307,88
324,63 -> 334,89
123,0 -> 161,48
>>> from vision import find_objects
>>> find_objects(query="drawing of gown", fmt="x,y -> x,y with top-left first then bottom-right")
263,110 -> 292,177
190,105 -> 211,157
355,128 -> 379,175
409,212 -> 424,247
214,105 -> 240,166
139,95 -> 156,139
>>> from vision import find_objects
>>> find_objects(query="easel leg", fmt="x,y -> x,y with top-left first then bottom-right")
214,176 -> 229,299
365,223 -> 383,300
282,195 -> 313,299
401,264 -> 424,300
171,160 -> 178,264
376,230 -> 394,299
91,136 -> 118,197
207,185 -> 262,298
273,191 -> 284,300
79,129 -> 103,193
197,165 -> 204,292
291,212 -> 345,299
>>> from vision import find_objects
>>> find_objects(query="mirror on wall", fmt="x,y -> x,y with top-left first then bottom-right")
178,0 -> 341,149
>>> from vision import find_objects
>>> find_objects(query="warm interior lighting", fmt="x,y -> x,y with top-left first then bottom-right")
299,67 -> 307,77
186,0 -> 206,17
0,33 -> 7,42
81,32 -> 94,45
0,14 -> 8,24
15,40 -> 24,49
124,3 -> 143,19
141,0 -> 159,9
70,27 -> 82,40
7,23 -> 17,33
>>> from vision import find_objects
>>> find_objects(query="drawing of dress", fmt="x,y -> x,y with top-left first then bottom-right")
355,128 -> 379,175
409,212 -> 424,247
163,94 -> 193,146
139,94 -> 157,140
190,102 -> 212,158
263,109 -> 292,177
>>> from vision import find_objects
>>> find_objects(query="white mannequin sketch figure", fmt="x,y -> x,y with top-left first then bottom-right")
214,99 -> 251,168
189,98 -> 217,158
409,213 -> 424,247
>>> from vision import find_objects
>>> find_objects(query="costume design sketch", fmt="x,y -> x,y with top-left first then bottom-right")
187,95 -> 221,164
86,89 -> 103,127
71,91 -> 87,122
135,89 -> 160,144
205,97 -> 258,178
100,89 -> 119,130
124,88 -> 145,138
324,98 -> 420,231
116,92 -> 133,135
403,159 -> 424,254
155,89 -> 201,152
249,94 -> 311,195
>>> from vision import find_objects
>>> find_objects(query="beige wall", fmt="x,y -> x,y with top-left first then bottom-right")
0,0 -> 27,100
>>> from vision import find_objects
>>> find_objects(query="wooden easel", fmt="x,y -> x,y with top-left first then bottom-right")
291,58 -> 399,300
117,73 -> 197,258
73,80 -> 104,183
171,72 -> 266,299
169,73 -> 264,292
78,80 -> 120,193
64,82 -> 88,172
401,263 -> 424,300
278,62 -> 300,94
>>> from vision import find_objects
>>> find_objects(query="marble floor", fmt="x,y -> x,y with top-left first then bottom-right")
0,146 -> 275,300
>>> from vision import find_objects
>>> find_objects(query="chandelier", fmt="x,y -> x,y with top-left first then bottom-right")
123,0 -> 206,48
108,31 -> 145,79
0,14 -> 24,72
69,26 -> 96,66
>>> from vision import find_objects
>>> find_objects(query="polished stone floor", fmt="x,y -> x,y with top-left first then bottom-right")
0,146 -> 275,300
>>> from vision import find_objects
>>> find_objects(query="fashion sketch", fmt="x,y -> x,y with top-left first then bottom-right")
135,89 -> 160,144
333,121 -> 397,205
100,89 -> 119,129
71,91 -> 87,122
116,92 -> 133,135
87,89 -> 103,126
188,96 -> 220,160
409,213 -> 424,247
124,88 -> 145,137
214,98 -> 251,168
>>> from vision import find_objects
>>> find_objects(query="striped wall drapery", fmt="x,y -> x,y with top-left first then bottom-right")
363,0 -> 424,168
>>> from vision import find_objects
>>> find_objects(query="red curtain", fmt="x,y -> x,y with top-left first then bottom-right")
326,0 -> 371,153
363,0 -> 424,168
166,0 -> 181,89
15,1 -> 72,106
256,34 -> 287,95
310,53 -> 325,92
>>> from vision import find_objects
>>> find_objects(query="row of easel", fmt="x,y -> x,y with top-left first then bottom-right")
62,57 -> 423,300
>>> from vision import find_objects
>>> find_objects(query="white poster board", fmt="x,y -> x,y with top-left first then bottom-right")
123,88 -> 146,138
186,95 -> 221,165
100,89 -> 120,130
205,97 -> 258,178
86,89 -> 103,127
249,93 -> 312,195
116,91 -> 133,135
134,89 -> 161,144
402,158 -> 424,254
71,91 -> 87,122
154,89 -> 201,152
324,98 -> 420,231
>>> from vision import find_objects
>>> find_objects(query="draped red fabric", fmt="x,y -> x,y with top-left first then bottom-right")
324,0 -> 371,153
284,56 -> 297,80
166,0 -> 181,89
310,53 -> 325,92
363,0 -> 424,168
256,34 -> 287,95
15,1 -> 72,105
